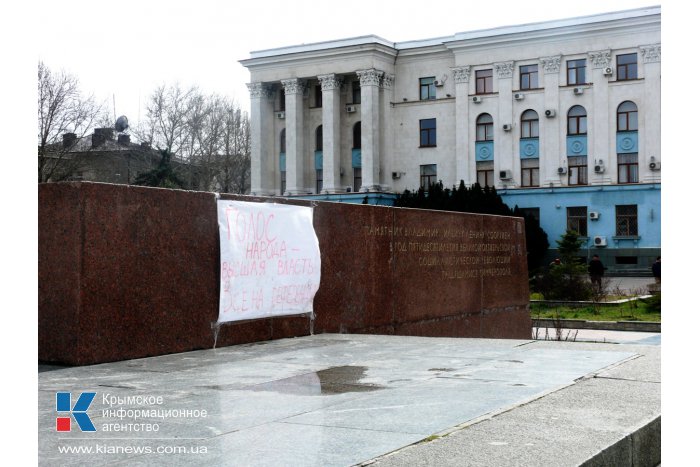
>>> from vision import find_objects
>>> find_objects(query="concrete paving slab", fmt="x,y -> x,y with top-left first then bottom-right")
38,334 -> 657,466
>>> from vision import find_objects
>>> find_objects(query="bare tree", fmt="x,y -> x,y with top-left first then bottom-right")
134,84 -> 250,193
218,101 -> 250,194
37,61 -> 104,182
143,83 -> 198,155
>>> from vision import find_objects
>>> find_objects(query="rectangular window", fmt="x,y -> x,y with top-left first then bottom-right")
420,164 -> 437,190
520,208 -> 540,225
618,153 -> 639,183
616,204 -> 638,236
617,53 -> 638,81
476,161 -> 494,187
314,85 -> 322,108
519,64 -> 538,90
566,206 -> 588,236
280,171 -> 286,195
353,168 -> 362,192
278,89 -> 286,111
617,107 -> 638,131
352,81 -> 361,104
419,77 -> 436,101
568,156 -> 588,185
521,119 -> 538,138
420,118 -> 437,147
615,256 -> 639,265
475,69 -> 493,94
567,59 -> 586,85
316,169 -> 323,194
521,158 -> 540,187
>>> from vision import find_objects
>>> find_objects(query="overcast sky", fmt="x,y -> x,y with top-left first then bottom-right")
37,0 -> 661,126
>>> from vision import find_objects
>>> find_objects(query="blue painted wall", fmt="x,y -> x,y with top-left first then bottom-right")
295,183 -> 660,268
498,183 -> 661,251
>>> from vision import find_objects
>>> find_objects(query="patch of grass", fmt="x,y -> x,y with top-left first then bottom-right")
530,301 -> 660,322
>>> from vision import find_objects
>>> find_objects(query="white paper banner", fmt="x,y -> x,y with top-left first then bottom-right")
217,200 -> 321,323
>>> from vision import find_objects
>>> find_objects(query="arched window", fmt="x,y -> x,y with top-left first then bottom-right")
617,101 -> 638,131
567,106 -> 587,135
280,128 -> 286,153
617,101 -> 639,184
520,110 -> 539,138
520,110 -> 539,188
476,113 -> 493,141
352,122 -> 361,149
315,125 -> 323,151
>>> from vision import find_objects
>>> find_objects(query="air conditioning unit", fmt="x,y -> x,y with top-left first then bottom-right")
594,164 -> 605,174
433,80 -> 444,87
603,67 -> 614,77
499,170 -> 512,180
593,236 -> 607,247
472,96 -> 482,103
391,171 -> 401,179
545,109 -> 556,118
557,167 -> 567,175
573,87 -> 584,95
346,105 -> 357,113
589,211 -> 600,220
649,160 -> 661,170
502,124 -> 512,131
276,111 -> 285,119
514,92 -> 525,100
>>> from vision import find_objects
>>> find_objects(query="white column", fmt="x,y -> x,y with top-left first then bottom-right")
281,78 -> 306,194
640,44 -> 661,183
379,73 -> 394,191
452,66 -> 472,186
246,82 -> 274,195
495,61 -> 515,188
589,50 -> 613,185
540,55 -> 563,187
357,68 -> 382,192
318,74 -> 344,193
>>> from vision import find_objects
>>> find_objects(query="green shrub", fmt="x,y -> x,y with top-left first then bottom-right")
530,230 -> 593,301
642,293 -> 661,313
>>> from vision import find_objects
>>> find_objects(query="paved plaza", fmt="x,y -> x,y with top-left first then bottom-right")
39,333 -> 659,466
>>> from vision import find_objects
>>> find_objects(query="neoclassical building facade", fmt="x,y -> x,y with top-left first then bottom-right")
240,6 -> 661,270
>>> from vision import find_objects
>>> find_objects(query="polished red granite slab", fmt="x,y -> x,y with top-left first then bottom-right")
39,183 -> 531,365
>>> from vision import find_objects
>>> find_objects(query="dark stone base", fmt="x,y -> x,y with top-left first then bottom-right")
39,183 -> 531,365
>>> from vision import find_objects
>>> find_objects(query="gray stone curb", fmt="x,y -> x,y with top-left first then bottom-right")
532,318 -> 660,332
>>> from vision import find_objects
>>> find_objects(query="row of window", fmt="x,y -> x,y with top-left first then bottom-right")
277,81 -> 362,111
418,101 -> 637,148
566,205 -> 638,237
519,205 -> 638,237
274,53 -> 640,111
420,53 -> 638,100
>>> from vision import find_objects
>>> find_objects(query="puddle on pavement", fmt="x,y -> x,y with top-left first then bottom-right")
250,365 -> 384,396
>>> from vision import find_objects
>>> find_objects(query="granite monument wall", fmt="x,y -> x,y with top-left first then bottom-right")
39,182 -> 531,365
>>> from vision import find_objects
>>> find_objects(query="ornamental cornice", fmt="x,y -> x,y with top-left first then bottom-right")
588,50 -> 611,69
381,73 -> 395,89
281,78 -> 306,95
640,44 -> 661,63
357,69 -> 383,87
318,74 -> 344,91
246,82 -> 273,99
494,61 -> 514,79
451,66 -> 471,84
539,55 -> 561,74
